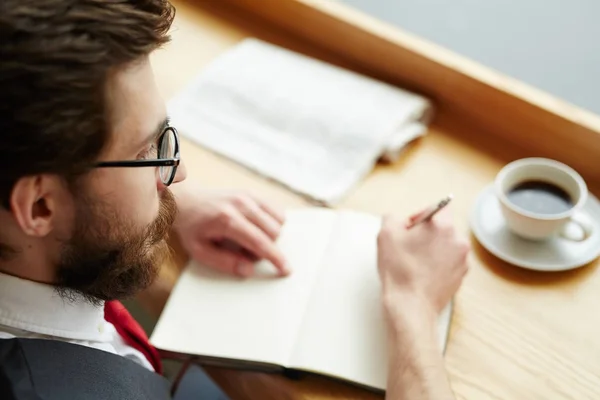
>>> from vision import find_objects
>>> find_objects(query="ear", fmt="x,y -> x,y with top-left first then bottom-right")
10,175 -> 63,238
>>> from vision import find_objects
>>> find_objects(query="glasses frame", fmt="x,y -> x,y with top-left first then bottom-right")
95,126 -> 181,186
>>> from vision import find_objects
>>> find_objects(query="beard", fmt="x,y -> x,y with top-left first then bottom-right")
55,188 -> 177,305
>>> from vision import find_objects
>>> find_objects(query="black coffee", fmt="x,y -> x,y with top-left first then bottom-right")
507,180 -> 573,215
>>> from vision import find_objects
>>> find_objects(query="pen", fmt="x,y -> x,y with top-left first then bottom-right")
406,194 -> 453,229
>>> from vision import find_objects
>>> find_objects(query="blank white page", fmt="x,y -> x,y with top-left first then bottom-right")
150,209 -> 337,366
290,211 -> 452,390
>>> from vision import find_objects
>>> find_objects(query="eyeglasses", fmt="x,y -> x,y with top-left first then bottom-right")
95,126 -> 181,186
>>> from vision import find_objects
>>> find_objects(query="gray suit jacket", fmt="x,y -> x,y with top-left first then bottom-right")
0,338 -> 171,399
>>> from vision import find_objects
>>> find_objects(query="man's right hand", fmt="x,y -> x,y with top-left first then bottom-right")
377,206 -> 470,400
377,206 -> 470,324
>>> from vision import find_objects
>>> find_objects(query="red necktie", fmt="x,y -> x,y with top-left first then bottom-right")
104,300 -> 163,374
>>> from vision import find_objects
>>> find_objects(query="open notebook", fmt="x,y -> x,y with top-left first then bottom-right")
151,208 -> 452,391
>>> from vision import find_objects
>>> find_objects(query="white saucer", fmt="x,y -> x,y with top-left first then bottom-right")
470,185 -> 600,271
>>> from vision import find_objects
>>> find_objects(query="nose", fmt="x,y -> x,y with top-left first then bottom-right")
172,159 -> 187,184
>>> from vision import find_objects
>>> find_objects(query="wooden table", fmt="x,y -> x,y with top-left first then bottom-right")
141,1 -> 600,399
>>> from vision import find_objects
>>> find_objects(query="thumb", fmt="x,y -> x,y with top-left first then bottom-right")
189,242 -> 255,277
406,207 -> 433,227
408,209 -> 430,222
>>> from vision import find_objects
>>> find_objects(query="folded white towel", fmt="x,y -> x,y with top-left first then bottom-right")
169,39 -> 433,205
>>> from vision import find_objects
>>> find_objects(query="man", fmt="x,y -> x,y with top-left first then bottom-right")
0,1 -> 469,399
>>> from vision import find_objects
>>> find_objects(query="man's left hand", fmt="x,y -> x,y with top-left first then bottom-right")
172,187 -> 289,278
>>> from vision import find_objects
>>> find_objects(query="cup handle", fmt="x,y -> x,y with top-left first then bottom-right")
559,212 -> 594,242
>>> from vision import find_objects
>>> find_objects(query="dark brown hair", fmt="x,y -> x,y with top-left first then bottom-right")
0,0 -> 175,207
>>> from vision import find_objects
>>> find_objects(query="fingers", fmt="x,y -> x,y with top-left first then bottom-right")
232,195 -> 285,241
408,208 -> 430,223
190,242 -> 255,277
222,212 -> 289,276
250,194 -> 286,225
406,204 -> 454,228
232,196 -> 282,241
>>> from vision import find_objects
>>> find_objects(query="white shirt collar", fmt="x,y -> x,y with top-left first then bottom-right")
0,272 -> 110,342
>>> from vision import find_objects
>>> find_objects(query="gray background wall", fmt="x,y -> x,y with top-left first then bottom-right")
341,0 -> 600,115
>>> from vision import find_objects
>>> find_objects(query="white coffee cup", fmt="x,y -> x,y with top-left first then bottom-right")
495,158 -> 594,241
